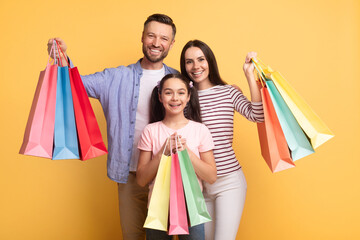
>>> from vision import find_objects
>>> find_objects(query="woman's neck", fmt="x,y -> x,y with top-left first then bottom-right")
162,114 -> 189,130
196,80 -> 215,90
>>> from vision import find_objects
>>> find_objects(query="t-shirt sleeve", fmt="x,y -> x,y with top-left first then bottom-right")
137,125 -> 153,152
198,124 -> 214,153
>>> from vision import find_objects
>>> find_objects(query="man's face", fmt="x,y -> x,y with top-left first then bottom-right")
142,21 -> 175,63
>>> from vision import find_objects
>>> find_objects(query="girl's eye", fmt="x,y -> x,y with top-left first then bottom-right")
199,58 -> 205,62
185,60 -> 192,64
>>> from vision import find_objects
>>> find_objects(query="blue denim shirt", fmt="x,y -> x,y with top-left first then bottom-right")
77,59 -> 178,183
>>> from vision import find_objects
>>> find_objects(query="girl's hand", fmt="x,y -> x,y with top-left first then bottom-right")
243,51 -> 257,78
169,133 -> 186,153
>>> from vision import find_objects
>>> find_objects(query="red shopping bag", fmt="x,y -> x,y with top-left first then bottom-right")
69,67 -> 107,160
257,84 -> 295,172
169,139 -> 189,235
19,43 -> 58,158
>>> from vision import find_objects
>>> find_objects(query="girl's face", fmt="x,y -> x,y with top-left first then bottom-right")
159,78 -> 190,116
184,47 -> 210,86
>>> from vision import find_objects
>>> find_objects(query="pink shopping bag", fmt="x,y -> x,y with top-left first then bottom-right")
19,42 -> 58,158
168,140 -> 189,235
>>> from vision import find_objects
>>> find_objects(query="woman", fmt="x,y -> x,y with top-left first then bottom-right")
180,40 -> 264,240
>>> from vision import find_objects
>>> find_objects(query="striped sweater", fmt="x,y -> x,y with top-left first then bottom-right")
197,85 -> 264,176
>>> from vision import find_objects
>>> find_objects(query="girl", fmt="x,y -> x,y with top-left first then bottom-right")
180,40 -> 264,240
136,73 -> 217,240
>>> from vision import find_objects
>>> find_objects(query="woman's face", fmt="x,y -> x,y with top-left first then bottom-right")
159,77 -> 190,116
184,47 -> 210,86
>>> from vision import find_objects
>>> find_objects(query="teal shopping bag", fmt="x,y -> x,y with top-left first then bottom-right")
177,147 -> 211,227
266,80 -> 314,161
52,43 -> 79,160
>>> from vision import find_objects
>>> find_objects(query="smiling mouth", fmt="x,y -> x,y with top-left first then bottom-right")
192,71 -> 203,76
169,104 -> 181,107
150,48 -> 161,54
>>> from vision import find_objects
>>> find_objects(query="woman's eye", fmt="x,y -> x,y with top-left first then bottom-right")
186,61 -> 192,64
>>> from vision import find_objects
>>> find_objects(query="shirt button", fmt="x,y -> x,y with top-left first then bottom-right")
132,108 -> 135,111
134,96 -> 138,98
128,148 -> 131,151
136,83 -> 139,86
129,135 -> 133,138
131,121 -> 134,124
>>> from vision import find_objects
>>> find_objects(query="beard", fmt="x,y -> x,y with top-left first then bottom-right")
142,45 -> 169,63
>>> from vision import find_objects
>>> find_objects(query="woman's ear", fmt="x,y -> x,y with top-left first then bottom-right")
158,92 -> 162,103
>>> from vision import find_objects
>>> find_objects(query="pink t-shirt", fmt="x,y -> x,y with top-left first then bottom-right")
137,120 -> 214,200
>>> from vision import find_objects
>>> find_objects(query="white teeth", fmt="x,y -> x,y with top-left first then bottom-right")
193,71 -> 203,75
150,49 -> 160,53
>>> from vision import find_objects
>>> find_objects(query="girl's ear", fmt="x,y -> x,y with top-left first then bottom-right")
158,92 -> 163,103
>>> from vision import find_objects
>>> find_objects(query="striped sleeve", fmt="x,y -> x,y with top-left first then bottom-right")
228,86 -> 264,122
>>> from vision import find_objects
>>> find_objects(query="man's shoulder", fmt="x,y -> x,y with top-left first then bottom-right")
163,63 -> 179,74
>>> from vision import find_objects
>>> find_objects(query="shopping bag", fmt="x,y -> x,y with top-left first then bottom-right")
255,59 -> 334,149
169,139 -> 189,235
19,43 -> 58,158
52,45 -> 79,160
177,136 -> 211,227
69,66 -> 107,160
143,139 -> 172,231
266,80 -> 315,160
257,82 -> 295,172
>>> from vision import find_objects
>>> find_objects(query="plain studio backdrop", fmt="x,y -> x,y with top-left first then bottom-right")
0,0 -> 359,239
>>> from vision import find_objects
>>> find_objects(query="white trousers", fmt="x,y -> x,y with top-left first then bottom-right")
203,169 -> 247,240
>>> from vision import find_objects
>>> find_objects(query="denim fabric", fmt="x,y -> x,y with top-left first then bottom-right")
146,224 -> 205,240
70,58 -> 178,183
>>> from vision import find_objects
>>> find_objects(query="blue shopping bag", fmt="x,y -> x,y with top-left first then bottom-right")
52,65 -> 79,160
266,80 -> 314,161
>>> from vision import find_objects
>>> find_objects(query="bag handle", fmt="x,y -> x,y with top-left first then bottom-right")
55,40 -> 69,67
47,40 -> 57,65
251,58 -> 266,87
163,137 -> 170,156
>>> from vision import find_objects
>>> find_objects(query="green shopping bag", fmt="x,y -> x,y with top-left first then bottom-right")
177,136 -> 211,227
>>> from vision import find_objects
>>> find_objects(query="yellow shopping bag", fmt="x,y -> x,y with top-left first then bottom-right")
254,59 -> 334,149
143,139 -> 172,231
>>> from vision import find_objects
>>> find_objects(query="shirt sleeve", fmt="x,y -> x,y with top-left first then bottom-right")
198,124 -> 214,153
68,57 -> 117,99
228,85 -> 264,122
137,125 -> 153,152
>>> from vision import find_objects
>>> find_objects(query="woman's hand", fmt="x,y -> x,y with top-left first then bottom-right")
243,51 -> 257,78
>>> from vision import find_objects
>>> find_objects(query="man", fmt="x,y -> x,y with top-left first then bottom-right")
48,14 -> 177,240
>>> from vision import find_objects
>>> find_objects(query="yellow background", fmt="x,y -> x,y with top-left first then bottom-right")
1,0 -> 359,239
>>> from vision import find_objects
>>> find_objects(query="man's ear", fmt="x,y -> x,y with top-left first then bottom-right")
141,31 -> 145,43
169,38 -> 175,50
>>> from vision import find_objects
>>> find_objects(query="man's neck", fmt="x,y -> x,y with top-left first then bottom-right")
140,57 -> 164,70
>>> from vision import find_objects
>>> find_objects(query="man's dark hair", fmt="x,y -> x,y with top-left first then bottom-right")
144,14 -> 176,38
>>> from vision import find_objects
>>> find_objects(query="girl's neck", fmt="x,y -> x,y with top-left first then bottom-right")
162,114 -> 189,130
